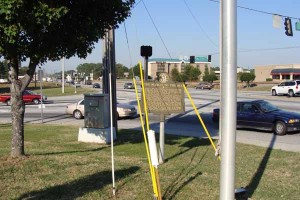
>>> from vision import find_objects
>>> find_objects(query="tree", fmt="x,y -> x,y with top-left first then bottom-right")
204,65 -> 209,76
183,64 -> 201,81
240,73 -> 256,87
171,68 -> 180,82
203,65 -> 218,83
77,63 -> 103,80
0,0 -> 134,157
116,63 -> 129,78
203,74 -> 218,83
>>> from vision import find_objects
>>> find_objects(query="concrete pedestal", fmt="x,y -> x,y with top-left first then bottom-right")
78,127 -> 116,144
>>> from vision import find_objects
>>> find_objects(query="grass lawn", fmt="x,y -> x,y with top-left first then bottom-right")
1,124 -> 300,199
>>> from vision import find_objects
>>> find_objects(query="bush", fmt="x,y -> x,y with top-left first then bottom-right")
266,78 -> 273,81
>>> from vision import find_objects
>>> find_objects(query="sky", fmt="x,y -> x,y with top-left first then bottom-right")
38,0 -> 300,73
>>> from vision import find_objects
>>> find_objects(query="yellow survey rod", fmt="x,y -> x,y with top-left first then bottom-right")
133,78 -> 158,198
183,83 -> 220,160
138,62 -> 162,199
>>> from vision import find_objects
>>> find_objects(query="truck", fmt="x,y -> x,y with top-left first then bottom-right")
0,90 -> 47,106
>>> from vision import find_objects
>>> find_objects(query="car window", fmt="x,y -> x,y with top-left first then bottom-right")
279,82 -> 285,86
284,82 -> 290,86
290,82 -> 295,86
241,103 -> 255,113
80,100 -> 84,105
296,81 -> 300,85
257,101 -> 278,112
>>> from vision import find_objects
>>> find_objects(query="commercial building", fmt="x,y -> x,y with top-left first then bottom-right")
147,56 -> 211,80
255,64 -> 300,82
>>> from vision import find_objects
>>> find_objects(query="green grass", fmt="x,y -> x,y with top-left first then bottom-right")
0,124 -> 300,199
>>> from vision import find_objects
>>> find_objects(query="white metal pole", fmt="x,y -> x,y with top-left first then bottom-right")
40,68 -> 44,123
220,0 -> 237,199
109,73 -> 116,196
62,57 -> 65,93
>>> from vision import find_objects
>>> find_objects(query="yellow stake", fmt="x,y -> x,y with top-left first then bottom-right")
133,78 -> 158,198
183,83 -> 221,160
138,61 -> 162,198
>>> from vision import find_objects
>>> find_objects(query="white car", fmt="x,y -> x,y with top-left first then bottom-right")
66,99 -> 137,119
271,80 -> 300,97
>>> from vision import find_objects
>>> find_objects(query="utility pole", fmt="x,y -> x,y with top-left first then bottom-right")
102,29 -> 118,131
220,0 -> 237,200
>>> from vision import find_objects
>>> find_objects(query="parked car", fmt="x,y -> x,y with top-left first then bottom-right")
195,82 -> 213,90
212,100 -> 300,135
0,90 -> 47,106
66,99 -> 137,119
92,83 -> 101,88
124,82 -> 134,89
271,80 -> 300,97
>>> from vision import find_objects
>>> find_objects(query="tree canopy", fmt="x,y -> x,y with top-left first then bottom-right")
0,0 -> 135,157
240,72 -> 256,87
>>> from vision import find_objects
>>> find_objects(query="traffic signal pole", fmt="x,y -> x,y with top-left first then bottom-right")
220,0 -> 237,199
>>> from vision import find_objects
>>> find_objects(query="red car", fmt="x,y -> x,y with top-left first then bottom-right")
0,90 -> 47,106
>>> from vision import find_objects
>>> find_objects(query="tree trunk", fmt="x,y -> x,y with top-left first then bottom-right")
10,79 -> 25,157
8,58 -> 37,157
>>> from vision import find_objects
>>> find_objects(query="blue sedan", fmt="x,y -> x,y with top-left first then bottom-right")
212,100 -> 300,135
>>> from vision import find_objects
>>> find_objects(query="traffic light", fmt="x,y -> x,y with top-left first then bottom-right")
284,18 -> 293,36
208,55 -> 211,62
190,56 -> 195,63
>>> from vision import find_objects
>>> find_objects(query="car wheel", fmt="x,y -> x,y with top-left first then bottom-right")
73,110 -> 83,119
33,99 -> 40,105
274,121 -> 287,135
272,90 -> 277,96
288,90 -> 294,97
6,99 -> 11,106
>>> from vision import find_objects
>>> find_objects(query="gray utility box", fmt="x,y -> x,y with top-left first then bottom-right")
84,94 -> 109,129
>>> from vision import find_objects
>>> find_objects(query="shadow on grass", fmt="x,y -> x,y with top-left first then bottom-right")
245,134 -> 276,198
163,147 -> 209,199
17,166 -> 140,200
165,138 -> 212,162
117,129 -> 214,147
32,146 -> 108,156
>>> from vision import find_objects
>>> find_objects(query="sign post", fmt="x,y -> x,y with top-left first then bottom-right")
143,81 -> 185,163
38,69 -> 44,123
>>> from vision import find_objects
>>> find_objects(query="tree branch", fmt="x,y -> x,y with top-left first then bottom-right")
21,59 -> 38,92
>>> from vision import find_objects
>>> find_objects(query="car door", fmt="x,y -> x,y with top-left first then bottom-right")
22,90 -> 31,103
237,102 -> 257,128
277,82 -> 287,94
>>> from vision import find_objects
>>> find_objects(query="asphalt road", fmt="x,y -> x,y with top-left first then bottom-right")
1,84 -> 300,152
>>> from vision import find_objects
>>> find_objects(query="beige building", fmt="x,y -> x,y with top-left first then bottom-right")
255,64 -> 300,82
148,57 -> 211,80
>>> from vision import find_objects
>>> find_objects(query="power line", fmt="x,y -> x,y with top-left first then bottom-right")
141,0 -> 173,59
123,22 -> 133,68
183,0 -> 218,48
208,0 -> 300,20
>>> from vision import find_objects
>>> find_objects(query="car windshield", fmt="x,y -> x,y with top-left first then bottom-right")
24,90 -> 36,95
256,101 -> 278,112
